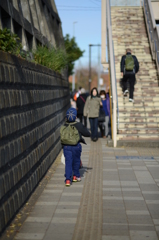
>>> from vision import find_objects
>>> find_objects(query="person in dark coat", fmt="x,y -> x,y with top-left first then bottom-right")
76,88 -> 88,127
120,48 -> 139,102
99,90 -> 111,138
62,108 -> 90,186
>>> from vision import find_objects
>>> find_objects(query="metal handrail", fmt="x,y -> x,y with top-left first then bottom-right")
107,0 -> 118,147
143,0 -> 159,74
110,0 -> 141,6
157,26 -> 159,39
112,41 -> 119,133
147,0 -> 156,29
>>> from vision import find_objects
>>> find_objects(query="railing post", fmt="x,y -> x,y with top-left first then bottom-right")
107,0 -> 117,148
113,100 -> 117,147
89,44 -> 92,93
101,0 -> 107,65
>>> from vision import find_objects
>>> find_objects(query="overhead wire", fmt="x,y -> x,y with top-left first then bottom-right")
56,5 -> 100,8
57,9 -> 100,11
89,0 -> 101,6
56,5 -> 100,11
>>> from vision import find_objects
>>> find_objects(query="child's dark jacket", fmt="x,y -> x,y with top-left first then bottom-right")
63,121 -> 90,145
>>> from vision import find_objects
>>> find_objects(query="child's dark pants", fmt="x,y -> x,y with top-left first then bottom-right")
63,143 -> 82,182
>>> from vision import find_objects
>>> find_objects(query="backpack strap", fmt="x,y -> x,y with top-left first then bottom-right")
80,95 -> 86,103
66,121 -> 77,125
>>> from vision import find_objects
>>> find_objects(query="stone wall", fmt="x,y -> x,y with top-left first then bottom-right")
0,51 -> 70,234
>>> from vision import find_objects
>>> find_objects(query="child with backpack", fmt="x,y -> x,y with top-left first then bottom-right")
60,107 -> 90,187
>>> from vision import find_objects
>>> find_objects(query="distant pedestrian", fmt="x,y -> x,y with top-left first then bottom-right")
70,98 -> 76,109
120,48 -> 139,102
83,87 -> 102,142
73,87 -> 82,102
60,108 -> 90,187
76,88 -> 88,127
99,90 -> 111,138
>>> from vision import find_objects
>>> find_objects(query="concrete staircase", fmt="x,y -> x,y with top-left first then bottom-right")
111,7 -> 159,142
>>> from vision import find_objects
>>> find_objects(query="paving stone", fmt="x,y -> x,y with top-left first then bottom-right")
139,184 -> 159,191
102,236 -> 130,240
102,223 -> 129,235
127,215 -> 153,225
15,233 -> 44,239
153,219 -> 159,225
126,210 -> 150,215
15,222 -> 49,233
130,230 -> 158,240
25,217 -> 52,223
129,225 -> 155,231
35,202 -> 58,206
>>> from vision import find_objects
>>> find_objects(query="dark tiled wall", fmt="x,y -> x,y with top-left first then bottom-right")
0,51 -> 70,234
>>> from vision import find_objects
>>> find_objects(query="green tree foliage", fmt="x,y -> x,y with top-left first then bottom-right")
0,28 -> 22,55
0,28 -> 84,76
64,34 -> 84,76
32,45 -> 68,73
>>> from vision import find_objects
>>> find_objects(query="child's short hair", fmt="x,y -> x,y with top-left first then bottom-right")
126,48 -> 131,53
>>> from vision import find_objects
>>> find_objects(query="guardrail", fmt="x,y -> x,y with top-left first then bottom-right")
107,0 -> 118,147
143,0 -> 159,74
110,0 -> 142,6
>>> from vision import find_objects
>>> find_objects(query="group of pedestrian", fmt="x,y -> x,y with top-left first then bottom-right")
72,86 -> 111,141
61,47 -> 139,187
83,87 -> 111,141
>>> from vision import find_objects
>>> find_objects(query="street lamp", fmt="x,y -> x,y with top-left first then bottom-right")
72,21 -> 78,92
73,21 -> 77,38
89,44 -> 101,92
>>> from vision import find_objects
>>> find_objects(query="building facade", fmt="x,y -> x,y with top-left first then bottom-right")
0,0 -> 64,51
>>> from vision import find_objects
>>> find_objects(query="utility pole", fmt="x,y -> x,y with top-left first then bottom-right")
101,0 -> 107,69
98,44 -> 100,90
89,44 -> 101,93
72,21 -> 77,92
89,44 -> 92,93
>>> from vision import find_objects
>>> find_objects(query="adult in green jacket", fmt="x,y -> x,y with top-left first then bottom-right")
84,87 -> 102,141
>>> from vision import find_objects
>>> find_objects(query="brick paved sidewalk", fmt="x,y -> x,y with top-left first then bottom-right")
4,138 -> 159,240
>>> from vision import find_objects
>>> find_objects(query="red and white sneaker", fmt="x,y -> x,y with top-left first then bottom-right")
73,176 -> 77,182
73,176 -> 81,182
76,177 -> 81,182
65,180 -> 71,186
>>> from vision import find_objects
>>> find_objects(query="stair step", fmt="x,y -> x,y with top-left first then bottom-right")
118,129 -> 159,134
119,122 -> 159,127
119,116 -> 159,121
118,111 -> 159,116
117,134 -> 159,141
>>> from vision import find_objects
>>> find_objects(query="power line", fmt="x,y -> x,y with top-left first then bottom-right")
57,9 -> 100,11
57,4 -> 100,11
57,5 -> 100,8
89,0 -> 100,6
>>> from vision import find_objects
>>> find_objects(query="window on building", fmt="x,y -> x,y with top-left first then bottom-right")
1,7 -> 11,29
25,30 -> 33,51
36,39 -> 42,47
13,20 -> 22,42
